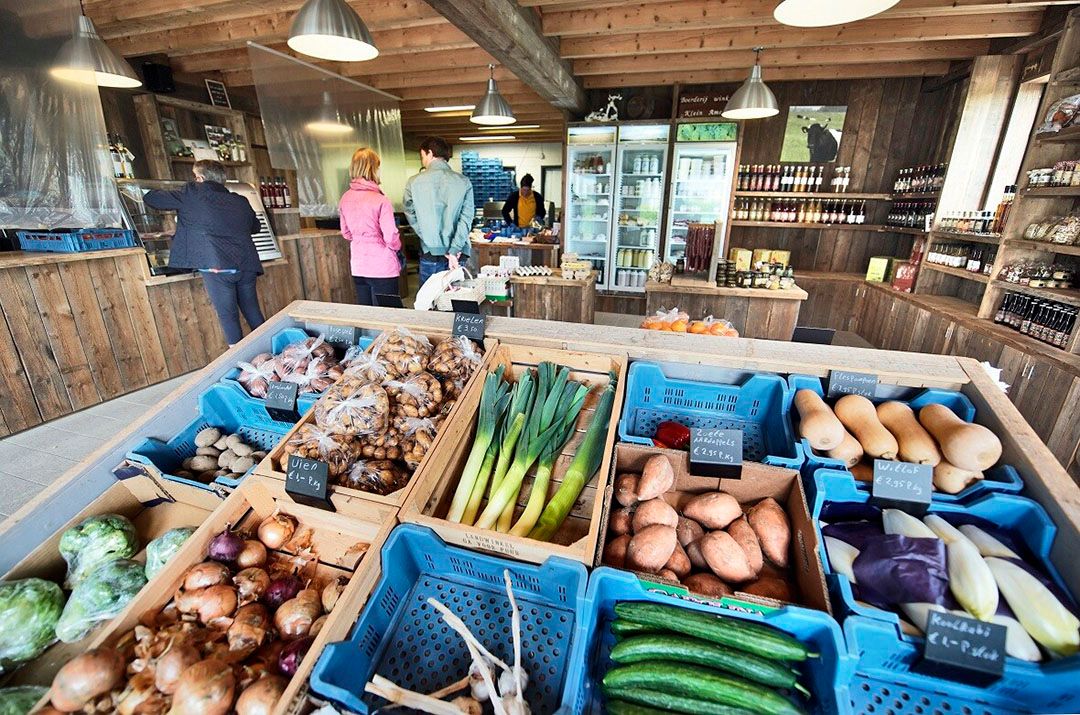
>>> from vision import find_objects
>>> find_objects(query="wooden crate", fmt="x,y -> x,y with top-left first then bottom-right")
28,475 -> 397,715
255,331 -> 495,514
399,343 -> 627,565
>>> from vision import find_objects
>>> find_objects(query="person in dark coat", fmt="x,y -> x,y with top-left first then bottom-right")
144,160 -> 265,345
502,174 -> 545,228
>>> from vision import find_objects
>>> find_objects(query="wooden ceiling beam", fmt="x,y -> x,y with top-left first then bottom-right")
582,61 -> 953,88
422,0 -> 586,112
400,94 -> 549,110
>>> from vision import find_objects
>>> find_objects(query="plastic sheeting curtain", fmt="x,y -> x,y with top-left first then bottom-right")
0,0 -> 123,229
248,43 -> 407,216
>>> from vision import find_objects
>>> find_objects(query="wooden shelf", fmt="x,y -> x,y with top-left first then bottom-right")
930,230 -> 1001,245
1036,125 -> 1080,143
923,263 -> 991,284
730,220 -> 884,231
890,192 -> 941,200
734,191 -> 891,200
1007,239 -> 1080,256
992,279 -> 1080,307
169,157 -> 251,167
880,226 -> 928,235
1021,186 -> 1080,197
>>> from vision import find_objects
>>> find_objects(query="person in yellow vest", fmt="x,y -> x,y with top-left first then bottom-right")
501,174 -> 546,228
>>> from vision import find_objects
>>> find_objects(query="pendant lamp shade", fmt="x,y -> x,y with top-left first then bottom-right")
305,91 -> 354,135
471,65 -> 516,126
50,15 -> 141,89
774,0 -> 900,27
722,49 -> 779,120
288,0 -> 379,62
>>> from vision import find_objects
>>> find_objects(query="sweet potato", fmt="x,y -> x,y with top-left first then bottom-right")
747,498 -> 790,568
685,540 -> 708,570
637,455 -> 675,500
631,498 -> 679,532
676,516 -> 704,547
664,542 -> 692,578
614,473 -> 640,507
742,576 -> 793,602
657,569 -> 680,582
626,525 -> 677,572
681,492 -> 742,529
609,506 -> 634,536
603,534 -> 630,568
699,531 -> 755,583
683,572 -> 732,598
726,516 -> 763,576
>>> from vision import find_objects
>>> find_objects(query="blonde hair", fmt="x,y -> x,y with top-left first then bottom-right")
350,147 -> 381,182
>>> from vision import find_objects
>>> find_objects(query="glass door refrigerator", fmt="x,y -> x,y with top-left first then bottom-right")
664,123 -> 738,268
564,125 -> 618,285
610,124 -> 670,292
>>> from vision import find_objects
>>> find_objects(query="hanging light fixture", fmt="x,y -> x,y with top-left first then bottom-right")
50,14 -> 141,88
722,47 -> 778,120
305,91 -> 354,135
471,64 -> 516,126
288,0 -> 379,62
773,0 -> 899,27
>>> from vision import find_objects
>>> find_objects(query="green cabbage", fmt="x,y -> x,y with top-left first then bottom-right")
0,579 -> 64,673
0,685 -> 47,714
54,559 -> 146,643
145,526 -> 195,579
58,514 -> 138,588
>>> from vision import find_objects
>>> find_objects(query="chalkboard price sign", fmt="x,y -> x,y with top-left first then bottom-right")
264,380 -> 300,423
827,370 -> 878,399
918,611 -> 1007,685
285,455 -> 335,511
453,312 -> 486,342
871,459 -> 933,513
689,428 -> 743,478
325,325 -> 359,345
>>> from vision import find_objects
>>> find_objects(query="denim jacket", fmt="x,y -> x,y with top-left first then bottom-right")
403,159 -> 474,256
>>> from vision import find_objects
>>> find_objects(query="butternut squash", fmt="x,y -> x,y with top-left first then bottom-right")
825,429 -> 863,467
793,389 -> 845,450
834,394 -> 898,460
933,460 -> 983,494
918,403 -> 1002,472
876,401 -> 942,465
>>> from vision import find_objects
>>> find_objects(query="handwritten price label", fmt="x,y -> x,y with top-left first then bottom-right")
689,428 -> 742,478
453,312 -> 486,342
285,455 -> 334,511
919,611 -> 1006,685
871,459 -> 932,512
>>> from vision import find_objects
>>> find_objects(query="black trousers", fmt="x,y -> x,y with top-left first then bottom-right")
201,270 -> 265,344
353,275 -> 400,306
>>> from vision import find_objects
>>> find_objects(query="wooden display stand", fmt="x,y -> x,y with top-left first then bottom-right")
645,275 -> 807,340
509,269 -> 597,323
472,239 -> 560,269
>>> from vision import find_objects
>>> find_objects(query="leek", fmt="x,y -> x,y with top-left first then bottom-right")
486,374 -> 536,501
529,373 -> 617,542
446,366 -> 509,523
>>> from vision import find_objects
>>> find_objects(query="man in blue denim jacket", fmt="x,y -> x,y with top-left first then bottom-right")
403,137 -> 475,286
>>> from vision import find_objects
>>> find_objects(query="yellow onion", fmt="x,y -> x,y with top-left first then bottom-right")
235,674 -> 288,715
257,513 -> 297,549
176,584 -> 238,624
236,540 -> 268,569
182,561 -> 231,591
228,603 -> 271,652
50,647 -> 125,712
170,658 -> 236,715
234,567 -> 270,604
274,593 -> 321,640
154,638 -> 201,695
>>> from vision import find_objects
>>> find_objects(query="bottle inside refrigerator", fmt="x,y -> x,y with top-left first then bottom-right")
564,126 -> 618,285
611,123 -> 670,292
665,136 -> 736,265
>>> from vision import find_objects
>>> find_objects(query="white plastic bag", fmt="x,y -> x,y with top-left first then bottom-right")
413,266 -> 465,311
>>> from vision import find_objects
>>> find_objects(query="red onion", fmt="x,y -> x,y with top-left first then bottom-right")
208,527 -> 244,563
263,574 -> 302,609
277,637 -> 314,677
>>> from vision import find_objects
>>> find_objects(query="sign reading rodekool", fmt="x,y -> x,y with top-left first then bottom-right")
285,455 -> 334,511
689,428 -> 743,478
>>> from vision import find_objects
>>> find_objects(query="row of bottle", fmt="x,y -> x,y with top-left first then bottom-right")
616,248 -> 653,268
936,211 -> 1000,236
107,134 -> 135,179
573,155 -> 608,175
1026,161 -> 1080,188
926,243 -> 995,275
733,198 -> 866,225
736,164 -> 851,193
614,268 -> 648,288
893,164 -> 946,194
886,200 -> 936,229
620,178 -> 662,198
628,154 -> 662,175
995,292 -> 1077,349
259,177 -> 292,209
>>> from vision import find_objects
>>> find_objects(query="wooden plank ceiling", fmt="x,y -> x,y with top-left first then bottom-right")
86,0 -> 1069,143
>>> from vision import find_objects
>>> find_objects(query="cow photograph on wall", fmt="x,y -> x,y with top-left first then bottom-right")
779,105 -> 847,163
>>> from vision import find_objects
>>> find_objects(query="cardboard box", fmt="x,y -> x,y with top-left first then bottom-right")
891,260 -> 918,293
728,247 -> 752,272
865,256 -> 893,283
595,443 -> 831,615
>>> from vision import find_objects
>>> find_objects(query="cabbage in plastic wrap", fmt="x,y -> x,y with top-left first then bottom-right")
59,514 -> 138,589
0,685 -> 47,714
145,527 -> 196,580
0,579 -> 64,673
55,559 -> 147,643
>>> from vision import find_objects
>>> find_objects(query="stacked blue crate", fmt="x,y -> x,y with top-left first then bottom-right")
460,151 -> 519,209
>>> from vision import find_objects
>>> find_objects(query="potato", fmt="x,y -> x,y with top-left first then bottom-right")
251,451 -> 267,460
182,457 -> 195,470
637,455 -> 675,501
232,456 -> 255,473
742,576 -> 793,602
699,531 -> 755,583
190,455 -> 218,473
231,442 -> 254,457
657,569 -> 680,582
676,516 -> 704,547
726,516 -> 763,576
683,572 -> 732,598
609,507 -> 634,536
218,449 -> 238,469
195,427 -> 222,448
682,492 -> 742,529
747,498 -> 791,568
664,542 -> 691,578
226,434 -> 244,450
631,498 -> 679,532
196,446 -> 221,457
213,436 -> 229,451
685,540 -> 708,570
627,524 -> 677,572
603,534 -> 630,568
614,473 -> 640,507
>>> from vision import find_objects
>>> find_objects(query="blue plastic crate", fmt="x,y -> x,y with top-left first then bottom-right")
789,374 -> 1022,502
812,473 -> 1080,714
310,525 -> 589,714
573,568 -> 854,715
618,361 -> 803,468
126,382 -> 295,491
16,227 -> 137,253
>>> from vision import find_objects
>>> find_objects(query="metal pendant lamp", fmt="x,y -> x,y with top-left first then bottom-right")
471,64 -> 516,126
305,91 -> 354,135
774,0 -> 900,27
50,14 -> 141,88
288,0 -> 379,62
722,47 -> 779,120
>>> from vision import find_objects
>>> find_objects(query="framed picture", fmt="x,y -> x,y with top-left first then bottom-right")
205,79 -> 231,108
204,124 -> 233,148
779,106 -> 847,163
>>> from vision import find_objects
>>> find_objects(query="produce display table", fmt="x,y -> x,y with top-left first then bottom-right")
509,269 -> 597,324
471,238 -> 560,269
645,275 -> 808,340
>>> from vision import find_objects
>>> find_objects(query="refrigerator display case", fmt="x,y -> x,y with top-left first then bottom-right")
665,124 -> 737,266
610,124 -> 670,292
564,126 -> 617,285
117,179 -> 281,276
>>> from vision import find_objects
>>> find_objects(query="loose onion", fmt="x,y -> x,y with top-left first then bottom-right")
176,583 -> 238,624
170,658 -> 236,715
235,674 -> 288,715
277,637 -> 313,677
50,647 -> 125,712
274,593 -> 321,640
236,540 -> 268,569
310,614 -> 327,637
208,527 -> 245,563
263,574 -> 302,609
228,603 -> 271,652
257,513 -> 297,549
321,576 -> 347,613
116,671 -> 166,715
183,561 -> 231,591
154,638 -> 201,694
234,567 -> 271,604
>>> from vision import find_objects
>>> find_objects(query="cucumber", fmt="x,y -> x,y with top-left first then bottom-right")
605,701 -> 666,715
611,619 -> 661,638
614,601 -> 812,662
603,683 -> 757,714
603,662 -> 806,715
610,634 -> 805,693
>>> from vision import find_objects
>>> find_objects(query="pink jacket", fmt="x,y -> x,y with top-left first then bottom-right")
339,178 -> 402,278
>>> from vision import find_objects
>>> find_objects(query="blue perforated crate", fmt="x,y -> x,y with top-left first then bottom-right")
789,374 -> 1023,502
126,382 -> 295,491
573,568 -> 854,715
618,361 -> 803,468
310,525 -> 590,714
812,473 -> 1080,714
16,227 -> 137,253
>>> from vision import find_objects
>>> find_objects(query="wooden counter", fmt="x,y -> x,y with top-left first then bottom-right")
471,239 -> 560,269
509,270 -> 597,324
645,276 -> 807,341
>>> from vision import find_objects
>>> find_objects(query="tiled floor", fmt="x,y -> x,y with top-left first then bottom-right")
0,376 -> 189,518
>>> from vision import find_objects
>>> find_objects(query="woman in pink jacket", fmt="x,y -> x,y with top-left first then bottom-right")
339,147 -> 402,305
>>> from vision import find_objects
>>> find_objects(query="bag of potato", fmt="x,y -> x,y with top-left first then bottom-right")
236,353 -> 281,398
337,459 -> 410,495
314,375 -> 390,436
279,336 -> 336,375
357,426 -> 403,461
284,356 -> 344,394
429,335 -> 484,383
384,372 -> 443,418
342,344 -> 390,383
371,327 -> 432,378
395,415 -> 440,469
280,424 -> 360,478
